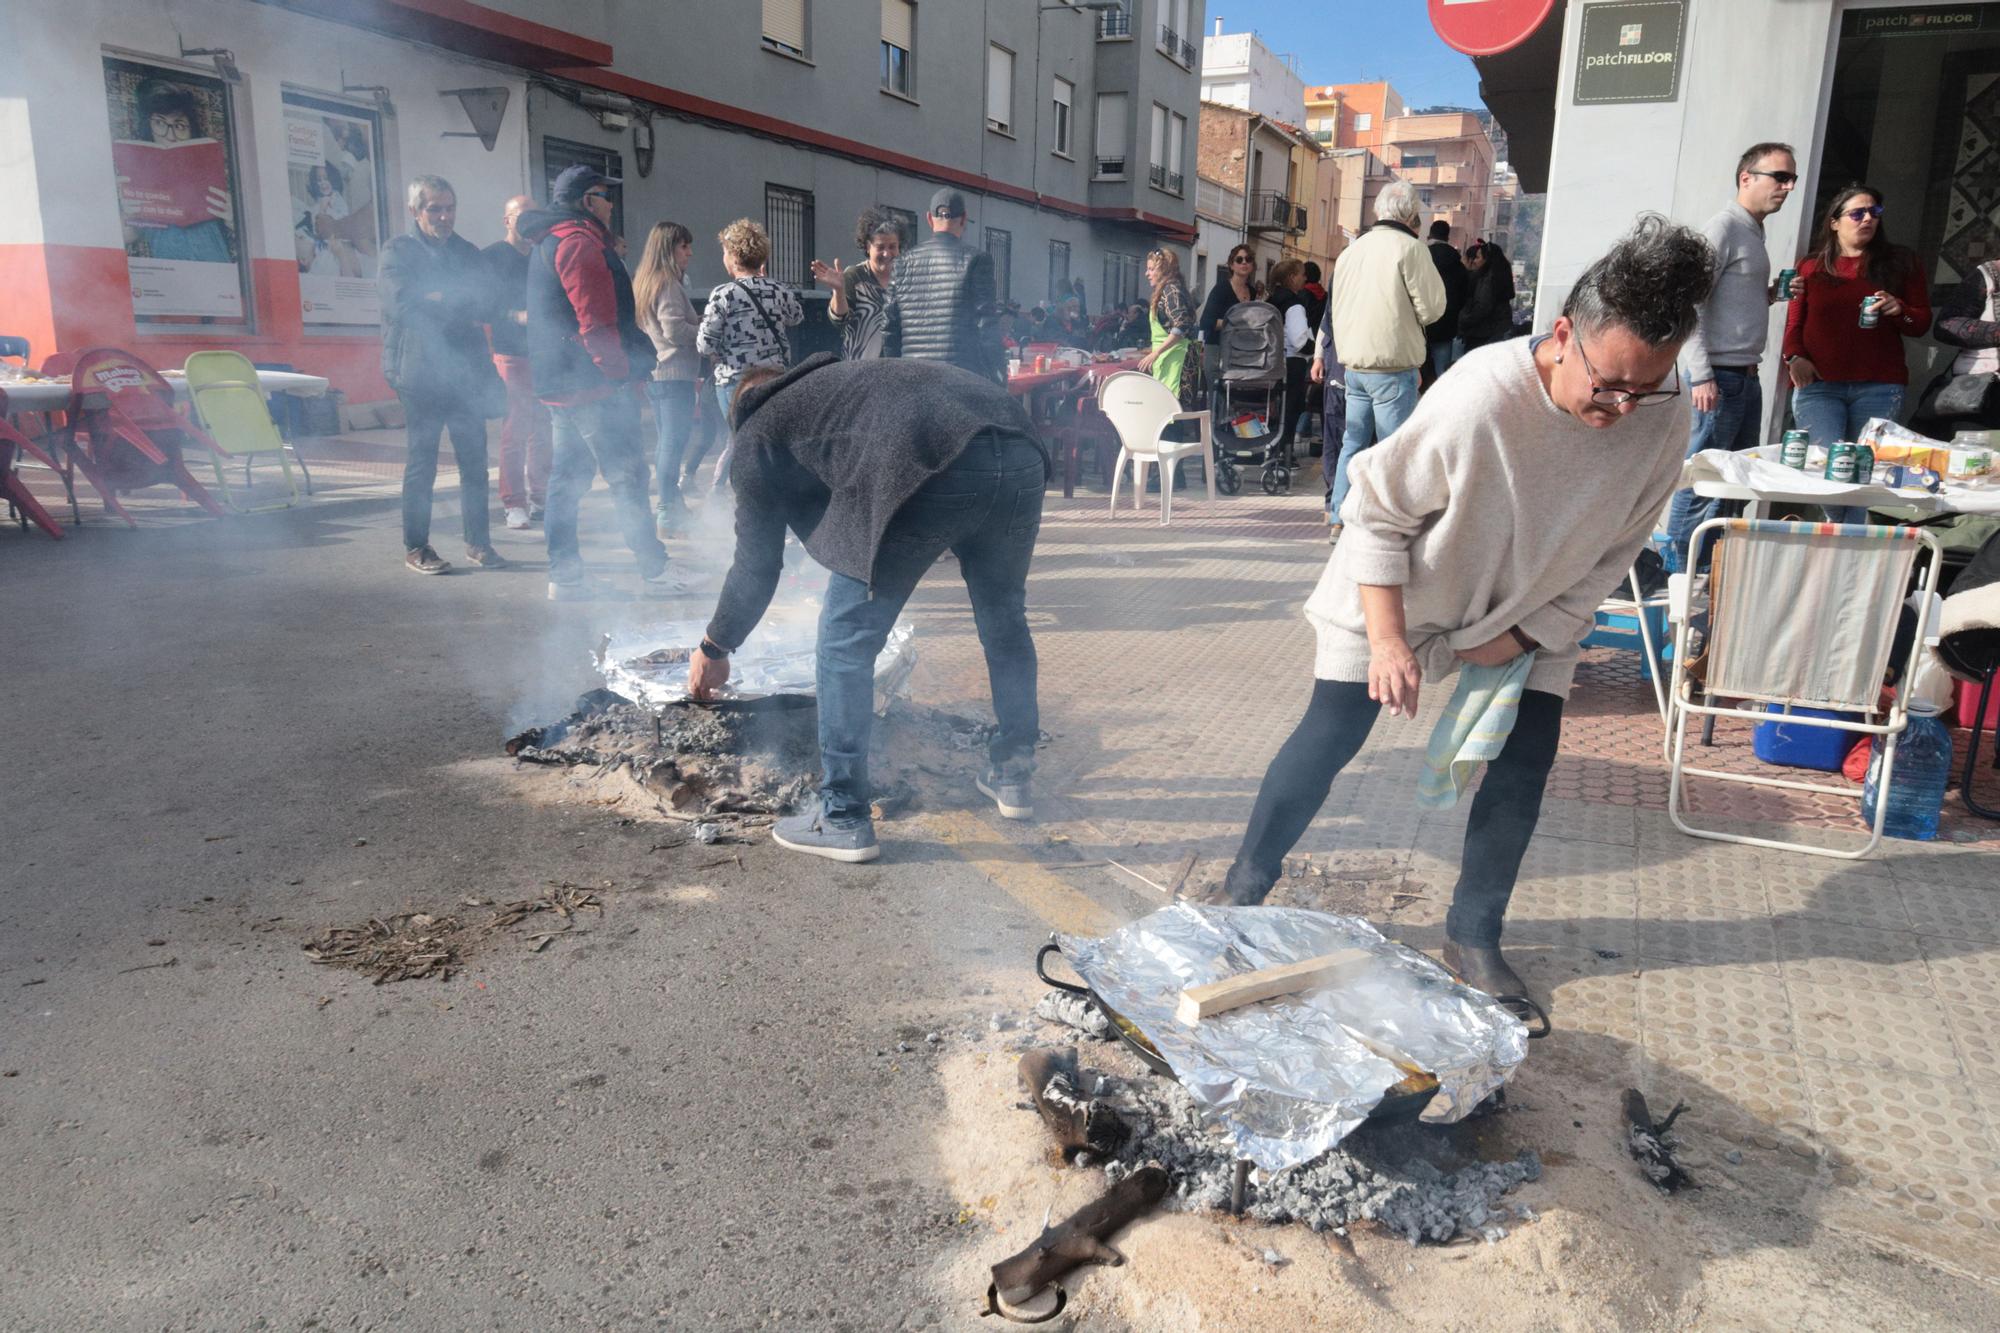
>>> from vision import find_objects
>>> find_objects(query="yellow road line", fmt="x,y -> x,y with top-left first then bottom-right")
920,809 -> 1121,938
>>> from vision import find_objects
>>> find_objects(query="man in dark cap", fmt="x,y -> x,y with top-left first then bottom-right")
881,187 -> 1005,383
686,354 -> 1050,863
517,165 -> 668,600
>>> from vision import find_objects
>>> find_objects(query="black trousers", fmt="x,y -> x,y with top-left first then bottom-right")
1223,679 -> 1566,947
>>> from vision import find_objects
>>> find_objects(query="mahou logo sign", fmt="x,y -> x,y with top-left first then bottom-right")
1428,0 -> 1560,57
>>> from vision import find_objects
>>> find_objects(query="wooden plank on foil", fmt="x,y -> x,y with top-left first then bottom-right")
1175,949 -> 1371,1026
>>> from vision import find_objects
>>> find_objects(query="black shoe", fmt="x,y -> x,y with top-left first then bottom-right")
1441,940 -> 1527,1000
464,544 -> 507,569
528,505 -> 545,523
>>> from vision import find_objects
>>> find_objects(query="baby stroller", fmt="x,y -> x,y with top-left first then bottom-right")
1210,301 -> 1291,495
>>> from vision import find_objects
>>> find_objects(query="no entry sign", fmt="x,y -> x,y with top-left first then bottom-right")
1428,0 -> 1560,56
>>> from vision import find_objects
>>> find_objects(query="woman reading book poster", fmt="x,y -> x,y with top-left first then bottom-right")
109,72 -> 236,265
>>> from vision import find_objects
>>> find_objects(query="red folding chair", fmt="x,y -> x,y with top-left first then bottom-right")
57,347 -> 226,525
0,388 -> 63,539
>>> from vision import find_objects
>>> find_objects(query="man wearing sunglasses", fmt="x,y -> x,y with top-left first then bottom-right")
1663,142 -> 1799,571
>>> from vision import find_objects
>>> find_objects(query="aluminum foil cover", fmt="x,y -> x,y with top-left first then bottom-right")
1058,904 -> 1528,1173
597,616 -> 916,705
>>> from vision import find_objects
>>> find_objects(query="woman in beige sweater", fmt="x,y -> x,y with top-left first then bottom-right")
633,220 -> 699,533
1207,216 -> 1716,1006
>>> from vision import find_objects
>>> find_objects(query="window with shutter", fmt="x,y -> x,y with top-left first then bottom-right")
1094,92 -> 1126,177
881,0 -> 913,95
986,44 -> 1014,133
1052,77 -> 1073,157
763,0 -> 808,56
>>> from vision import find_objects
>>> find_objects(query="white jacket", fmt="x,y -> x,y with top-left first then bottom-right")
1328,222 -> 1446,373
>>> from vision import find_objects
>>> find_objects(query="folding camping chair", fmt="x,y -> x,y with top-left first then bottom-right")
0,389 -> 63,539
183,350 -> 303,511
1665,517 -> 1943,858
56,347 -> 227,526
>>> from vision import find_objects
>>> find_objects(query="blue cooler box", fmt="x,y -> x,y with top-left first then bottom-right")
1753,705 -> 1862,771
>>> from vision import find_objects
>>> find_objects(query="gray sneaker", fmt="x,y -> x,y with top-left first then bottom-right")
976,767 -> 1034,820
772,811 -> 880,864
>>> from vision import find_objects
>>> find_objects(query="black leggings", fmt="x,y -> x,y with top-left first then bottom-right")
1223,679 -> 1566,947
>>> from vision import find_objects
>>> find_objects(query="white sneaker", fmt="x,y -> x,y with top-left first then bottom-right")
504,507 -> 530,530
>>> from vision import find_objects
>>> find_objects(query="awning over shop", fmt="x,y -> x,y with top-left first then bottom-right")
268,0 -> 613,70
1470,11 -> 1564,192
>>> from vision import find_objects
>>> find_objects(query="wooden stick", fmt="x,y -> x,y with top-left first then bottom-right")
990,1166 -> 1169,1304
1018,1048 -> 1128,1158
1176,949 -> 1372,1026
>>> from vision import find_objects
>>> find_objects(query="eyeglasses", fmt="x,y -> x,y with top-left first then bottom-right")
584,190 -> 612,204
1230,255 -> 1253,265
1573,333 -> 1681,408
1746,169 -> 1799,186
1842,204 -> 1885,222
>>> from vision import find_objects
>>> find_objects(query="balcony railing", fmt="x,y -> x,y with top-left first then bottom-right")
1096,7 -> 1131,39
1179,37 -> 1199,67
1246,190 -> 1293,231
1167,171 -> 1184,195
1196,177 -> 1243,222
1148,163 -> 1167,188
1158,24 -> 1193,66
1095,154 -> 1127,177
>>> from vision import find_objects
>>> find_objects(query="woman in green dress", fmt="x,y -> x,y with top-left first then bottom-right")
1137,247 -> 1195,396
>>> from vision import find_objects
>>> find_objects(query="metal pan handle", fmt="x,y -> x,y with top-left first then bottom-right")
1034,940 -> 1090,996
1499,994 -> 1552,1038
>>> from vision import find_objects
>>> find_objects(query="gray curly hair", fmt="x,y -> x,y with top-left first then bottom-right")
1563,213 -> 1717,348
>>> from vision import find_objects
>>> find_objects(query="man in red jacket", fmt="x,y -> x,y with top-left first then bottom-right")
520,165 -> 667,600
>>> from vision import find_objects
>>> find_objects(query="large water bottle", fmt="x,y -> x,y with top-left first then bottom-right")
1862,704 -> 1954,840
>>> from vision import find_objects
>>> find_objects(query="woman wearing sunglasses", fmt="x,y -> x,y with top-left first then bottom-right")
1783,184 -> 1931,516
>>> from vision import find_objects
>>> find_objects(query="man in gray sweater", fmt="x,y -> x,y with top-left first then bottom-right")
1663,142 -> 1799,569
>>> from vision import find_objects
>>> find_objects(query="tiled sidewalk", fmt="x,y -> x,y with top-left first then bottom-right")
900,486 -> 2000,1272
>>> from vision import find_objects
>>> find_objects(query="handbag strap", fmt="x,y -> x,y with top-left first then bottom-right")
733,279 -> 790,359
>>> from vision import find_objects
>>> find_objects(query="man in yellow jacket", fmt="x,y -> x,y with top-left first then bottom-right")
1324,180 -> 1446,537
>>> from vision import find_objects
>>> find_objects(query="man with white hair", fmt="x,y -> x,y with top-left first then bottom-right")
1322,180 -> 1446,540
379,173 -> 506,575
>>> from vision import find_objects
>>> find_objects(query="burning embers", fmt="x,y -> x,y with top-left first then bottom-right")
506,689 -> 821,821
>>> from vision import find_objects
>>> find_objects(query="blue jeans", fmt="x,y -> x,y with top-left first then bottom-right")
647,379 -> 696,512
816,431 -> 1047,824
1664,367 -> 1765,571
544,391 -> 667,584
398,391 -> 489,553
1793,380 -> 1904,525
1425,337 -> 1460,382
1329,369 -> 1420,519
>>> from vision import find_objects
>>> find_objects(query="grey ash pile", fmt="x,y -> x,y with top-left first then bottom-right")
1032,991 -> 1541,1245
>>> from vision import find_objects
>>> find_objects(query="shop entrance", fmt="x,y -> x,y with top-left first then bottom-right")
1820,3 -> 2000,381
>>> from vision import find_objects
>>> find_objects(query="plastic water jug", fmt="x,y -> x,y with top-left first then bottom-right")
1861,704 -> 1953,841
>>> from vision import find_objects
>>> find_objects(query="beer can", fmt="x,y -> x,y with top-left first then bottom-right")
1781,429 -> 1810,469
1778,268 -> 1798,299
1860,295 -> 1882,329
1824,442 -> 1859,484
1851,442 -> 1875,480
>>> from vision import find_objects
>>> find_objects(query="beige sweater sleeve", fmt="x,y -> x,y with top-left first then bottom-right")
1337,437 -> 1454,587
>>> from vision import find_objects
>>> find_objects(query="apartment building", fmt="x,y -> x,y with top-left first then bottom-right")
1192,102 -> 1324,290
1199,21 -> 1307,121
1382,108 -> 1496,244
1,0 -> 1204,401
1304,82 -> 1407,151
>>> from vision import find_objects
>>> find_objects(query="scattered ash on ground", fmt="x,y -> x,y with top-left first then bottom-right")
1028,990 -> 1541,1245
303,882 -> 605,984
504,691 -> 1018,823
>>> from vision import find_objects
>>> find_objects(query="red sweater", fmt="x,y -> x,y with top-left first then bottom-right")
1781,253 -> 1931,384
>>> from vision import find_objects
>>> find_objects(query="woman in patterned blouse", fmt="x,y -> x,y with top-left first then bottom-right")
813,207 -> 902,360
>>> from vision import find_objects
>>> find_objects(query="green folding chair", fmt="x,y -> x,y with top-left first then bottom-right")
182,350 -> 302,511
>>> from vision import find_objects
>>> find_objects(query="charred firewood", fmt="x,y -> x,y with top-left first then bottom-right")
990,1166 -> 1169,1305
1622,1088 -> 1694,1193
1019,1048 -> 1129,1159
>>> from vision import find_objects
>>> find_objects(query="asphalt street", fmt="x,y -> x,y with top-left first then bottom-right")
0,492 -> 1100,1330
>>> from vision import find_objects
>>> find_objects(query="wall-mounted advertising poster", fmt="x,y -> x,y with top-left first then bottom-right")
103,53 -> 247,322
284,91 -> 388,328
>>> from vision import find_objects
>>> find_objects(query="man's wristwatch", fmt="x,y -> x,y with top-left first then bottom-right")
699,638 -> 730,660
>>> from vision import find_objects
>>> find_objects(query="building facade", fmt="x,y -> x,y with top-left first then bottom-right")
1199,23 -> 1308,121
1381,109 -> 1496,244
1,0 -> 1205,403
1193,101 -> 1324,290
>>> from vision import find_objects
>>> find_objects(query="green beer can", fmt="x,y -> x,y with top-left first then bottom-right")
1782,429 -> 1810,468
1852,442 -> 1875,481
1860,295 -> 1882,329
1824,442 -> 1859,484
1778,268 -> 1798,299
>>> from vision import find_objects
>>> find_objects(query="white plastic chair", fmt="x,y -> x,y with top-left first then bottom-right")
1664,517 -> 1943,858
1098,370 -> 1214,525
